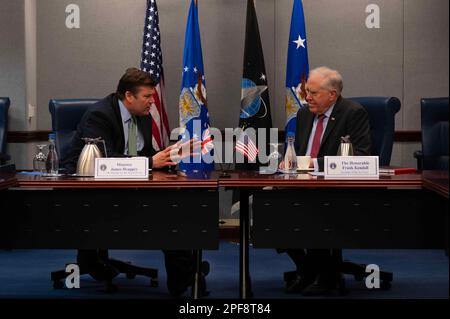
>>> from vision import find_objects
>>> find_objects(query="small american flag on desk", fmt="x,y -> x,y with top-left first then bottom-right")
235,129 -> 258,162
140,0 -> 170,151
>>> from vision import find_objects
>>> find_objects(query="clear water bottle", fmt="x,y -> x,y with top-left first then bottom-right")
283,134 -> 297,173
46,133 -> 59,176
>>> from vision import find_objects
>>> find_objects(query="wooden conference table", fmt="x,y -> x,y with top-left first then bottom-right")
0,172 -> 16,191
421,170 -> 449,258
219,170 -> 448,298
0,170 -> 448,299
0,170 -> 220,299
422,170 -> 449,199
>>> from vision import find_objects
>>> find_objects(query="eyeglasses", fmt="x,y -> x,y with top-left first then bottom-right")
306,88 -> 335,97
305,88 -> 324,97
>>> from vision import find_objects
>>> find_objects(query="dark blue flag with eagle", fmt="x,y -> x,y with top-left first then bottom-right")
178,0 -> 214,173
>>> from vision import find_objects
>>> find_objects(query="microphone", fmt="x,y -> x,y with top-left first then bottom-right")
218,162 -> 231,178
213,149 -> 231,178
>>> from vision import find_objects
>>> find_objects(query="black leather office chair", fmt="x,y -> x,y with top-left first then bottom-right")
337,97 -> 401,289
48,99 -> 99,164
48,99 -> 158,292
350,97 -> 401,166
0,97 -> 11,165
414,97 -> 449,171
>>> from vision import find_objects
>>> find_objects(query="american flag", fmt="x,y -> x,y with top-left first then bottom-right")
201,127 -> 214,155
140,0 -> 169,151
235,129 -> 258,162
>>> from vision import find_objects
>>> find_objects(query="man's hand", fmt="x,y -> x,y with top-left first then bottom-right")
152,139 -> 201,169
168,138 -> 201,163
152,147 -> 177,169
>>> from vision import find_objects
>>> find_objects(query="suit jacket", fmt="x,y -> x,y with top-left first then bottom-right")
63,93 -> 156,173
294,96 -> 371,171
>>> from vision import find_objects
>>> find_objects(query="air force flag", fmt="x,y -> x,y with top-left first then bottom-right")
179,0 -> 214,173
285,0 -> 310,138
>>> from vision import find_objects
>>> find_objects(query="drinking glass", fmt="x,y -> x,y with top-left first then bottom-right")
33,144 -> 47,173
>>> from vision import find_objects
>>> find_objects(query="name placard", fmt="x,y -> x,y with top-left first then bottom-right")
324,156 -> 379,179
95,157 -> 149,179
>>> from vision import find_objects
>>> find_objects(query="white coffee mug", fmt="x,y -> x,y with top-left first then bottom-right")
296,155 -> 311,170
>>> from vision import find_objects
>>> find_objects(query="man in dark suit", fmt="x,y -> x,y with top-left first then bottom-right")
283,66 -> 371,295
64,67 -> 206,297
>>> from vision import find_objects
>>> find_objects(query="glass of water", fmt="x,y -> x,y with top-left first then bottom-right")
33,144 -> 47,173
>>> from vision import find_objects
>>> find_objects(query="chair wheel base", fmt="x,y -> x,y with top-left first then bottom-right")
50,256 -> 159,292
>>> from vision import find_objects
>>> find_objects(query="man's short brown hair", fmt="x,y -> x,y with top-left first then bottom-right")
116,67 -> 157,100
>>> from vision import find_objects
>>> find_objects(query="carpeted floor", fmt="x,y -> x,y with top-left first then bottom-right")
0,241 -> 448,299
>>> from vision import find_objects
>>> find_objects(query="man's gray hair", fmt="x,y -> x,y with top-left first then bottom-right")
309,66 -> 343,95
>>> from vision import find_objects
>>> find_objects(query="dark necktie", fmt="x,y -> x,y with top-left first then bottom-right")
310,114 -> 325,158
128,116 -> 138,156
